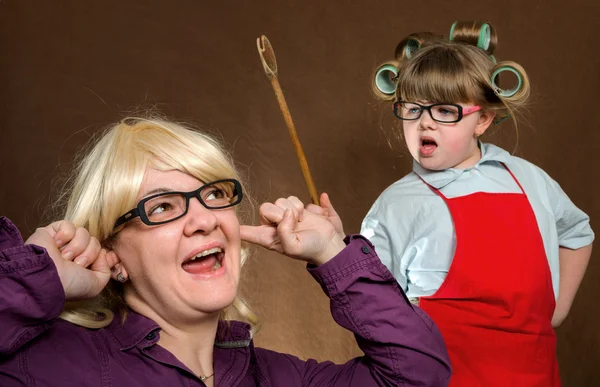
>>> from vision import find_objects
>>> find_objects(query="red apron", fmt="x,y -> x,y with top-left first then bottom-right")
419,164 -> 560,387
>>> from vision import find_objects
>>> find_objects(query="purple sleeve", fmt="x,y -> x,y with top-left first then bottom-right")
270,235 -> 451,386
0,217 -> 65,356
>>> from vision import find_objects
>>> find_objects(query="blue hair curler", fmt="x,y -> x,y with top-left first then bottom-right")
374,64 -> 399,95
449,21 -> 457,42
404,38 -> 420,59
395,35 -> 427,61
491,66 -> 523,98
477,23 -> 491,51
450,21 -> 496,54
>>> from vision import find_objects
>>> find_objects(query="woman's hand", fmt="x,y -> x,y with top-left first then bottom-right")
240,194 -> 346,266
306,192 -> 345,241
25,221 -> 119,301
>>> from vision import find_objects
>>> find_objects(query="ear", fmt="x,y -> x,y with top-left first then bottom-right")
475,110 -> 496,137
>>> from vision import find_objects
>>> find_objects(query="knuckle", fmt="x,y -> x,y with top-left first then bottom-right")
77,228 -> 91,241
259,202 -> 272,213
60,221 -> 75,231
90,237 -> 101,249
274,198 -> 287,207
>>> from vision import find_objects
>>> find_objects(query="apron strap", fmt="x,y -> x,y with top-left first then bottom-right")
500,162 -> 525,194
416,174 -> 449,200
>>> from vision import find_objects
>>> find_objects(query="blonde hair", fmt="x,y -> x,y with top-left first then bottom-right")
56,115 -> 258,330
373,21 -> 530,139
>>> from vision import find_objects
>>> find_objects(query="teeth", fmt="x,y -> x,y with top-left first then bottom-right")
212,262 -> 222,270
189,247 -> 222,261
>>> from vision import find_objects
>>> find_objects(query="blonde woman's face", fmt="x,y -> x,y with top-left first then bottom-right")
113,168 -> 242,323
402,101 -> 492,171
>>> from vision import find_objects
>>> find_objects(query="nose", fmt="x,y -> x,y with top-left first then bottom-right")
183,196 -> 219,236
418,108 -> 438,130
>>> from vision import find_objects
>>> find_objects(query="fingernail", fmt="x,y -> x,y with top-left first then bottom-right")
74,256 -> 87,266
62,250 -> 73,260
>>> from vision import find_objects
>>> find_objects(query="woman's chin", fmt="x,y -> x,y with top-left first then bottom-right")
187,288 -> 238,315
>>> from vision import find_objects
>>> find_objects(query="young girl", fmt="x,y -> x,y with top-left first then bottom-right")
362,21 -> 594,386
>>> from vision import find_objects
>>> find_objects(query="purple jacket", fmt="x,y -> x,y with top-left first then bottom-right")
0,217 -> 450,386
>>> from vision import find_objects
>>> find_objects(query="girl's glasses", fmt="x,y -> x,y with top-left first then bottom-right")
393,102 -> 481,123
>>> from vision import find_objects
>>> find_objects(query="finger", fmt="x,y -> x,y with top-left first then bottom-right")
73,237 -> 101,268
305,203 -> 327,217
258,202 -> 285,226
89,249 -> 112,277
320,192 -> 339,217
104,250 -> 121,270
319,192 -> 346,237
60,227 -> 91,261
276,209 -> 299,251
240,224 -> 278,248
240,224 -> 262,244
286,196 -> 305,221
51,221 -> 76,249
274,198 -> 303,222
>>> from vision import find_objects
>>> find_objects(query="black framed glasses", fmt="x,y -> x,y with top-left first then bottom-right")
393,101 -> 481,123
114,178 -> 243,228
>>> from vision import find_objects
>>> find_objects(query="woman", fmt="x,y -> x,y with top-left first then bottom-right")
0,116 -> 450,386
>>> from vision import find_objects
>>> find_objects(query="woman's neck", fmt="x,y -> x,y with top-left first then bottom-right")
158,320 -> 217,379
127,297 -> 219,380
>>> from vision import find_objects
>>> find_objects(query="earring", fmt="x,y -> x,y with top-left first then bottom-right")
116,273 -> 127,283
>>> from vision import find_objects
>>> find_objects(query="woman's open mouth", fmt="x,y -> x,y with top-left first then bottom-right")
182,247 -> 225,275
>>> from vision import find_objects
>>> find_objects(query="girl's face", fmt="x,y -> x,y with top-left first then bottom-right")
112,168 -> 242,324
401,101 -> 495,171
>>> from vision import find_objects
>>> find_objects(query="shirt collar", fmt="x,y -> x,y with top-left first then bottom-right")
0,217 -> 24,251
108,309 -> 161,350
413,142 -> 513,189
108,309 -> 252,350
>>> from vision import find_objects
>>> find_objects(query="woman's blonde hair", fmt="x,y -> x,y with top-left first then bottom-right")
55,115 -> 258,330
372,21 -> 530,142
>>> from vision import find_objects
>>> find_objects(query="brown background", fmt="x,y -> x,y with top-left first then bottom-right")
1,1 -> 598,385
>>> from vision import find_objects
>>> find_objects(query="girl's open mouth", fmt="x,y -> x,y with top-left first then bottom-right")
420,138 -> 438,157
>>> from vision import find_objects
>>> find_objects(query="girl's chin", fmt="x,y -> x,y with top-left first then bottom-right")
417,159 -> 449,171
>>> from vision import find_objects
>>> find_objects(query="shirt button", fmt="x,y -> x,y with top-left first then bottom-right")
145,332 -> 156,340
361,246 -> 370,254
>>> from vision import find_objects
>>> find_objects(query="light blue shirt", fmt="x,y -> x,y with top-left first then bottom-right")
361,143 -> 594,299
